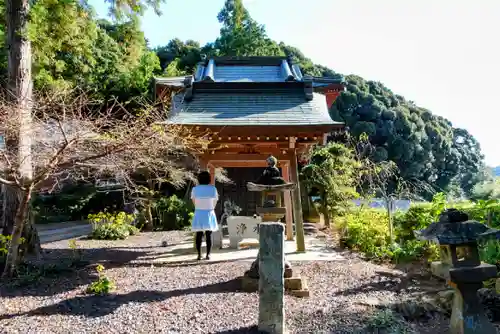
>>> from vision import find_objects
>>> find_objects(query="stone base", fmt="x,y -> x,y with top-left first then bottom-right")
245,257 -> 293,279
241,275 -> 310,297
431,261 -> 451,280
238,239 -> 259,249
450,285 -> 497,334
289,289 -> 310,298
285,277 -> 307,290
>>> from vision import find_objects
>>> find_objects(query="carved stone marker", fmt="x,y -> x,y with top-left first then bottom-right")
258,223 -> 286,334
227,215 -> 262,249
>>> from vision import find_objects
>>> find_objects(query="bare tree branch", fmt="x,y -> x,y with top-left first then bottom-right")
0,88 -> 211,193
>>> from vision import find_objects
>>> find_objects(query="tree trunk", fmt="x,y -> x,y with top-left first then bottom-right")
1,185 -> 19,237
386,200 -> 394,244
1,185 -> 40,257
3,0 -> 37,259
20,206 -> 40,255
2,187 -> 32,278
320,197 -> 331,228
144,201 -> 154,231
6,0 -> 33,175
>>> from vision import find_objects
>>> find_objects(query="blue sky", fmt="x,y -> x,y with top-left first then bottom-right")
90,0 -> 500,166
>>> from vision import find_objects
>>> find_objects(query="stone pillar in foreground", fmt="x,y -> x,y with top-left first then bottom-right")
258,223 -> 286,334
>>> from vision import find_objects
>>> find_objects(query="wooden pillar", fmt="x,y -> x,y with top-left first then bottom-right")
281,164 -> 294,241
289,149 -> 305,252
209,164 -> 215,185
199,158 -> 208,170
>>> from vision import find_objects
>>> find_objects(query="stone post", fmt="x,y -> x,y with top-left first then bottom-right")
259,223 -> 286,334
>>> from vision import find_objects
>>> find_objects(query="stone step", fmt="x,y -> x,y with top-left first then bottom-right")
303,223 -> 319,235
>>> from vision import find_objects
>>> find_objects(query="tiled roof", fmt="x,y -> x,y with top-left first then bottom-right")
154,76 -> 186,87
195,57 -> 299,83
168,91 -> 341,126
155,57 -> 346,128
213,65 -> 282,83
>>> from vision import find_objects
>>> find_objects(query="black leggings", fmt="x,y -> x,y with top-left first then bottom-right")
195,231 -> 212,257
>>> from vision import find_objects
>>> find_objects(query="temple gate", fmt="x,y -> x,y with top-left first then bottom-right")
155,56 -> 345,244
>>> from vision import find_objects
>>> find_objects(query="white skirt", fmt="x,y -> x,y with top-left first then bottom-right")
191,209 -> 218,232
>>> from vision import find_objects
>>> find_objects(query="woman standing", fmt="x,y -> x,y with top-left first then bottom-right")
191,171 -> 219,260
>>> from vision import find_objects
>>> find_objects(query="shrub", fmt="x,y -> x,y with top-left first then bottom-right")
0,235 -> 27,271
339,195 -> 499,264
365,309 -> 410,333
88,211 -> 139,240
393,204 -> 435,242
339,206 -> 439,263
0,235 -> 12,269
87,264 -> 115,295
392,193 -> 447,241
338,208 -> 392,260
0,235 -> 12,256
153,195 -> 193,230
32,183 -> 98,224
471,179 -> 500,201
470,199 -> 500,226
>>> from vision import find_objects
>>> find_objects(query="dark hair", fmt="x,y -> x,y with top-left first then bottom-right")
198,171 -> 211,185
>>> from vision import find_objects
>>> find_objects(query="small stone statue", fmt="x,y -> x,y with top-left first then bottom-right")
256,155 -> 286,185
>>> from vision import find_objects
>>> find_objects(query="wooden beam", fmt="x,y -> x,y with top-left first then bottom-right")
181,124 -> 344,137
208,159 -> 290,168
289,149 -> 305,252
205,144 -> 317,156
207,139 -> 322,146
200,152 -> 290,163
205,147 -> 286,155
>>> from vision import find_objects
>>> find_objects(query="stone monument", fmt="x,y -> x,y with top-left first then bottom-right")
415,208 -> 500,334
258,223 -> 286,334
241,155 -> 309,298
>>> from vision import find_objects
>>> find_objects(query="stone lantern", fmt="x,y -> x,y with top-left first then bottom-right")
415,209 -> 500,334
245,155 -> 295,280
240,155 -> 310,298
249,155 -> 290,223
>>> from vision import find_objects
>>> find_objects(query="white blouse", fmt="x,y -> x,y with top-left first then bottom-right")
191,185 -> 219,210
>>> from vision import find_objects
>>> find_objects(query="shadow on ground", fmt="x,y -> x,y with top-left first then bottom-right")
0,278 -> 243,320
214,326 -> 261,334
334,270 -> 443,297
0,244 -> 254,298
0,247 -> 147,298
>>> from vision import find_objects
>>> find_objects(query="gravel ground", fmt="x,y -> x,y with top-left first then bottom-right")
0,231 -> 450,333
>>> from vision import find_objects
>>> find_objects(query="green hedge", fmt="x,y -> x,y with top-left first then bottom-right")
88,211 -> 139,240
338,195 -> 500,264
338,207 -> 439,263
152,195 -> 194,230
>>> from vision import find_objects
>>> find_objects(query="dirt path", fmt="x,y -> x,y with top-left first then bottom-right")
1,231 -> 452,333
